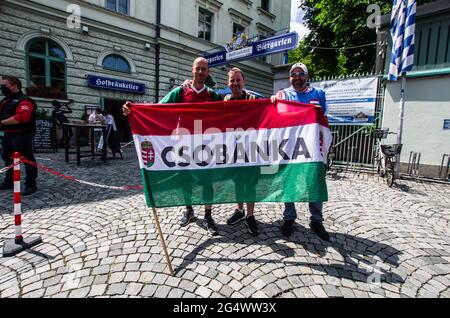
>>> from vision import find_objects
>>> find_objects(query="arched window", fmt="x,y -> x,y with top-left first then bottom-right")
26,38 -> 67,98
102,54 -> 131,73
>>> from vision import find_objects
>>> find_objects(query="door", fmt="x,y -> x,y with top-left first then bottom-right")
103,98 -> 132,142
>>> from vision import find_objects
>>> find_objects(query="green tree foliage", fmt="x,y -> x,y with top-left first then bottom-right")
290,0 -> 436,79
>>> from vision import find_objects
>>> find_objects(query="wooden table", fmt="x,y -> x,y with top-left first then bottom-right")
63,123 -> 107,166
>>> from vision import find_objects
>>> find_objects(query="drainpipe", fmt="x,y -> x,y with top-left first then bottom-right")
154,0 -> 161,103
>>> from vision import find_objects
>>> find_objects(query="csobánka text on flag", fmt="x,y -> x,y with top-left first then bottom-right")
161,137 -> 311,168
148,121 -> 319,169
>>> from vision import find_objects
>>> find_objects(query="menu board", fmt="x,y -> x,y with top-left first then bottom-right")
33,119 -> 55,152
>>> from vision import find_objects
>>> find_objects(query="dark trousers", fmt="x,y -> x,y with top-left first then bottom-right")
1,132 -> 38,186
60,126 -> 73,146
105,126 -> 122,156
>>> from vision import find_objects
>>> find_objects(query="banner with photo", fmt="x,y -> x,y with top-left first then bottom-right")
311,77 -> 379,125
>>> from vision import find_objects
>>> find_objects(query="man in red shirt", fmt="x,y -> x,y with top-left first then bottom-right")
0,75 -> 38,195
123,57 -> 222,235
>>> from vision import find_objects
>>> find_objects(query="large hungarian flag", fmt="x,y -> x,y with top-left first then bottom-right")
129,99 -> 332,208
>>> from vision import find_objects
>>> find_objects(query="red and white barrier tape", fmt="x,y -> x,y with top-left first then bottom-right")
0,161 -> 22,174
121,141 -> 134,149
20,158 -> 143,191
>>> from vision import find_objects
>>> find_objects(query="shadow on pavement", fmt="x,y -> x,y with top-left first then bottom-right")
26,249 -> 57,261
175,220 -> 404,284
0,148 -> 143,214
326,170 -> 348,181
394,182 -> 426,195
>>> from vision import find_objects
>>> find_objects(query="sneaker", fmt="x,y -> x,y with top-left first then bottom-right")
310,222 -> 330,242
202,216 -> 218,236
0,183 -> 13,191
226,209 -> 246,225
245,216 -> 259,236
22,185 -> 37,196
281,220 -> 294,237
180,206 -> 195,227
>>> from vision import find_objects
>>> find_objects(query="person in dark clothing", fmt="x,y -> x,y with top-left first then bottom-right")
101,109 -> 122,159
51,99 -> 73,147
0,75 -> 38,196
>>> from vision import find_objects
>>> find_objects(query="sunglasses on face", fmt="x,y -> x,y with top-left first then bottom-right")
290,72 -> 306,77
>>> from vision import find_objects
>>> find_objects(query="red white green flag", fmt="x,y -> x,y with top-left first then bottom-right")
128,99 -> 332,208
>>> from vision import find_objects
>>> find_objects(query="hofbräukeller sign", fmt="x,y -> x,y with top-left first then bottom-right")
87,75 -> 145,94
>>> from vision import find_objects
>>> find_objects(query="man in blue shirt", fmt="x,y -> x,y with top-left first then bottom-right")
272,62 -> 330,242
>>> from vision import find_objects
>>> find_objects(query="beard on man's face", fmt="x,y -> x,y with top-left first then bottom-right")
291,77 -> 306,88
1,85 -> 11,96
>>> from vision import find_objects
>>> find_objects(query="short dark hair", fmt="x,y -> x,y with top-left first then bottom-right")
2,75 -> 22,90
228,67 -> 245,81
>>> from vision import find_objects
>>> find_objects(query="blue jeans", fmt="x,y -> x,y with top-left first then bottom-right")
283,202 -> 324,224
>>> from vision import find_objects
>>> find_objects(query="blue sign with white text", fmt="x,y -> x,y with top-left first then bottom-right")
444,120 -> 450,130
204,32 -> 299,67
87,75 -> 145,94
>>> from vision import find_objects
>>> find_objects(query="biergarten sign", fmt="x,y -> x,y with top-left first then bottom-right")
204,32 -> 299,67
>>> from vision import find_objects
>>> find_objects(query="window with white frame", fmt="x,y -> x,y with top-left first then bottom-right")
233,23 -> 246,37
102,54 -> 131,73
106,0 -> 129,15
198,8 -> 213,41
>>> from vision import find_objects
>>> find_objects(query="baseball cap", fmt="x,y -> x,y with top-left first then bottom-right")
290,62 -> 308,75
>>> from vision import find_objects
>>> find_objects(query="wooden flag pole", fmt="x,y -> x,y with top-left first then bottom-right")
151,207 -> 175,276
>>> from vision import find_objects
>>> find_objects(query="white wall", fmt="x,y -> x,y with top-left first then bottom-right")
383,75 -> 450,167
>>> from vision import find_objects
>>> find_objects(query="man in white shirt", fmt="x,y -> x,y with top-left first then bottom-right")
88,107 -> 104,124
88,107 -> 104,151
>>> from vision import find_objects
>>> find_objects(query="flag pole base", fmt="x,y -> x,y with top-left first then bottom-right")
2,236 -> 42,257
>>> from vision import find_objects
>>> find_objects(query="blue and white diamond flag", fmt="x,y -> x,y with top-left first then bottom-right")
388,0 -> 416,81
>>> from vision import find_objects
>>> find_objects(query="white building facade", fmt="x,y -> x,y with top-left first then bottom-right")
380,1 -> 450,178
0,0 -> 292,141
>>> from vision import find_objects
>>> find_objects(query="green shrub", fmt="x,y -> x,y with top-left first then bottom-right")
36,108 -> 51,119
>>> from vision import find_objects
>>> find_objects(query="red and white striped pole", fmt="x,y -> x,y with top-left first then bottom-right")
2,152 -> 42,257
13,152 -> 23,244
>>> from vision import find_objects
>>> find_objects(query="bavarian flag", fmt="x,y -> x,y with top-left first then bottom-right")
129,99 -> 332,208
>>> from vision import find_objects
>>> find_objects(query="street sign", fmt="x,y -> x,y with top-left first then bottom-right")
444,119 -> 450,130
204,32 -> 298,67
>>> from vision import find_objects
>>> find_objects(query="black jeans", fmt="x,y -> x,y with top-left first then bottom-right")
60,125 -> 73,146
1,132 -> 38,186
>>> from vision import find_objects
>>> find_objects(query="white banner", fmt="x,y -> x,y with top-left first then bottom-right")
311,77 -> 379,125
133,124 -> 331,171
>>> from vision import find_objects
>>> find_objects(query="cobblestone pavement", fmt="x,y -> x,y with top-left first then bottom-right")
0,147 -> 449,298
